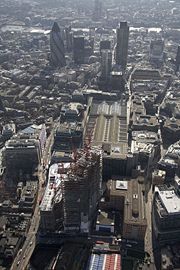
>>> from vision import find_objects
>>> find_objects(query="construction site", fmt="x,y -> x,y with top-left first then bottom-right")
40,146 -> 102,233
62,147 -> 102,233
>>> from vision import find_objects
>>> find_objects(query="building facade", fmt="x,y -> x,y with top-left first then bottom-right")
115,22 -> 129,70
50,22 -> 66,67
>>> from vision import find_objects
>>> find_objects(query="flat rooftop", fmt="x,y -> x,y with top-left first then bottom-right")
155,186 -> 180,214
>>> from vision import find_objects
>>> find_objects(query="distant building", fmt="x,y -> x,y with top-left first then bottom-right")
115,22 -> 129,70
150,39 -> 164,64
65,25 -> 73,52
175,45 -> 180,72
131,68 -> 162,81
100,40 -> 111,52
73,36 -> 85,65
100,49 -> 112,81
50,22 -> 66,67
93,0 -> 102,21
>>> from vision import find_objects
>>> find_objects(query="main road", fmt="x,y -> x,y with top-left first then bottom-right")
10,123 -> 57,270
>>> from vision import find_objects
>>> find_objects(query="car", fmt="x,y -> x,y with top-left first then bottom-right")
17,261 -> 20,266
29,241 -> 33,246
23,255 -> 25,259
19,249 -> 22,254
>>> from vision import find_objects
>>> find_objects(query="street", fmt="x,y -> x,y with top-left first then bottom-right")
10,123 -> 56,270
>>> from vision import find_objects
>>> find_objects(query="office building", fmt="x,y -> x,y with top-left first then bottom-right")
62,148 -> 102,233
21,123 -> 46,152
115,22 -> 129,70
73,36 -> 85,65
107,178 -> 147,241
150,39 -> 164,63
110,71 -> 125,96
153,185 -> 180,244
50,22 -> 66,67
93,0 -> 102,21
65,25 -> 73,52
123,179 -> 147,241
53,122 -> 83,152
101,49 -> 112,81
4,134 -> 41,181
175,45 -> 180,72
131,130 -> 161,169
100,40 -> 111,52
158,140 -> 180,178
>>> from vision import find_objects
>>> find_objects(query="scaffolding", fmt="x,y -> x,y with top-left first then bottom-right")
62,148 -> 102,233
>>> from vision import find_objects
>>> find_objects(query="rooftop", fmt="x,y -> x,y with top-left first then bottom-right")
155,186 -> 180,214
87,253 -> 121,270
85,101 -> 128,156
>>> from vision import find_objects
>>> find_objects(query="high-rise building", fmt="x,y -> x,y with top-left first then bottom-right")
149,39 -> 164,63
65,25 -> 73,52
73,36 -> 85,64
50,22 -> 66,67
93,0 -> 102,21
115,22 -> 129,70
62,149 -> 102,233
175,45 -> 180,72
101,49 -> 112,81
100,40 -> 111,52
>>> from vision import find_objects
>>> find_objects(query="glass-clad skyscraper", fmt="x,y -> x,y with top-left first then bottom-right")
50,22 -> 66,67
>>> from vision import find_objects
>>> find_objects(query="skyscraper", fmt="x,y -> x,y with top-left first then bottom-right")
50,22 -> 66,67
115,22 -> 129,70
149,39 -> 164,64
93,0 -> 102,21
175,45 -> 180,72
101,49 -> 112,81
73,36 -> 85,65
65,25 -> 73,52
100,40 -> 111,52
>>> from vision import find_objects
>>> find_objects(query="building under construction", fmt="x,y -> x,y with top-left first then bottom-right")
62,148 -> 102,233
